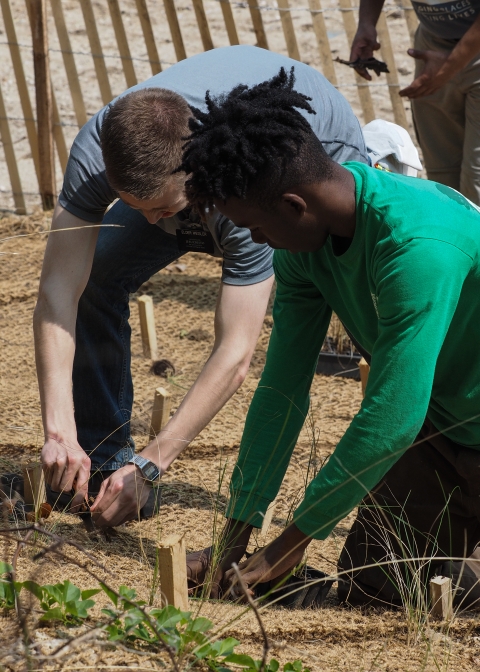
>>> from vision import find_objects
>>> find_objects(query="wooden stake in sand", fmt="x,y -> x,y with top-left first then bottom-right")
358,357 -> 370,397
22,462 -> 46,518
150,387 -> 171,440
30,0 -> 56,210
430,576 -> 453,620
158,534 -> 189,610
259,498 -> 277,541
137,295 -> 158,360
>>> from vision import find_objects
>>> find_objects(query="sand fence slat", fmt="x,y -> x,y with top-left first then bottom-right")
135,0 -> 162,74
50,0 -> 88,127
277,0 -> 300,61
107,0 -> 138,88
30,0 -> 56,210
52,94 -> 68,173
376,12 -> 408,128
191,0 -> 214,51
163,0 -> 187,61
247,0 -> 268,50
26,0 -> 68,182
219,0 -> 239,45
402,0 -> 419,45
338,0 -> 375,123
0,81 -> 26,214
79,0 -> 113,105
308,0 -> 337,85
0,0 -> 40,184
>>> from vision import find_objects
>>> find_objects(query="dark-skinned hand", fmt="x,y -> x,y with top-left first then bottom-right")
186,520 -> 253,598
224,523 -> 311,602
400,49 -> 451,98
349,24 -> 381,81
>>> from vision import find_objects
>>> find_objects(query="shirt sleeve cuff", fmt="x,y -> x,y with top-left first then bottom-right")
58,192 -> 106,223
226,490 -> 274,528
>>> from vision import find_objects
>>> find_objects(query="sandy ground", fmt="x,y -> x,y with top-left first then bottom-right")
1,212 -> 480,671
0,0 -> 420,213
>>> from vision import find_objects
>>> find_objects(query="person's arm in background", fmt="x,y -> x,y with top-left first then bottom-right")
351,1 -> 480,98
90,275 -> 274,526
349,0 -> 385,80
34,203 -> 100,509
399,15 -> 480,98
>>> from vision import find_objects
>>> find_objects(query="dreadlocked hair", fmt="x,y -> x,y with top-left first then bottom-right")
178,67 -> 334,211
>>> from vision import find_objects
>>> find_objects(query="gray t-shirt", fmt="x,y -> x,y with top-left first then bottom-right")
59,45 -> 368,286
411,0 -> 480,41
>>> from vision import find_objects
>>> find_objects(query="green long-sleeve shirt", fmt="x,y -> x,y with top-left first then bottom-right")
228,162 -> 480,540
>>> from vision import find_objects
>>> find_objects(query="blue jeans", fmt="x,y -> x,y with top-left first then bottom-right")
72,200 -> 185,470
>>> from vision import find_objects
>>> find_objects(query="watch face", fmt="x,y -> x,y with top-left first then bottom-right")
142,462 -> 159,481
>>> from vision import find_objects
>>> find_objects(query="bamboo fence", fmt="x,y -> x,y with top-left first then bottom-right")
0,0 -> 418,213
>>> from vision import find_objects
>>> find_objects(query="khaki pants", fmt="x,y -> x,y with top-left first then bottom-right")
411,25 -> 480,206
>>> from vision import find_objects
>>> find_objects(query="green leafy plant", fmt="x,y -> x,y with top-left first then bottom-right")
22,579 -> 100,625
0,561 -> 20,610
99,584 -> 309,671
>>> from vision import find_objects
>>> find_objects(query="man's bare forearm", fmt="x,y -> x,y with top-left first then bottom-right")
141,335 -> 255,470
34,204 -> 100,441
141,277 -> 274,472
34,304 -> 78,440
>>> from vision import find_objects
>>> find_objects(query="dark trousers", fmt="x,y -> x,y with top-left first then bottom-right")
338,421 -> 480,609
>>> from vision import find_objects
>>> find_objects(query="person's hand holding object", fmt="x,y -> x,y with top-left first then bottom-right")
41,436 -> 91,511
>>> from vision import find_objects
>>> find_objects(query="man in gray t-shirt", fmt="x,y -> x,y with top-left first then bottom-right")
34,45 -> 368,527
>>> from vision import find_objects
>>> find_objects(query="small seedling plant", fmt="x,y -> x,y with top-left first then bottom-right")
22,579 -> 101,625
0,572 -> 310,671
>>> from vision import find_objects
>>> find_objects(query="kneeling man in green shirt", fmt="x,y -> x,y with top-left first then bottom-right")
182,69 -> 480,607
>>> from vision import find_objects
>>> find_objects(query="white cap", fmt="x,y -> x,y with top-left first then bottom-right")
362,119 -> 422,177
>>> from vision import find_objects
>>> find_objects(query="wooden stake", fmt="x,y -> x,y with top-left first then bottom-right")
0,81 -> 26,214
30,0 -> 56,210
135,0 -> 162,74
22,462 -> 46,519
150,387 -> 171,440
338,0 -> 375,124
308,0 -> 337,85
376,12 -> 408,129
107,0 -> 137,88
191,0 -> 214,51
158,534 -> 189,610
219,0 -> 239,45
430,576 -> 453,620
163,0 -> 187,61
0,0 -> 41,183
277,0 -> 300,61
50,0 -> 88,127
259,498 -> 277,540
137,295 -> 158,360
358,357 -> 370,397
80,0 -> 113,105
247,0 -> 269,50
402,0 -> 419,45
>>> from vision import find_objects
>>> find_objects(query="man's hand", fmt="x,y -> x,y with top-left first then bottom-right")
42,436 -> 91,510
89,465 -> 152,527
400,49 -> 451,99
186,519 -> 253,598
349,24 -> 381,80
223,523 -> 311,600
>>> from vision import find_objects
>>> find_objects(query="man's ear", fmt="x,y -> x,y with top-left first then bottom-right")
281,193 -> 307,218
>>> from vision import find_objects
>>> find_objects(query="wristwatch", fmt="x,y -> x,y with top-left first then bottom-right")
127,455 -> 161,484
